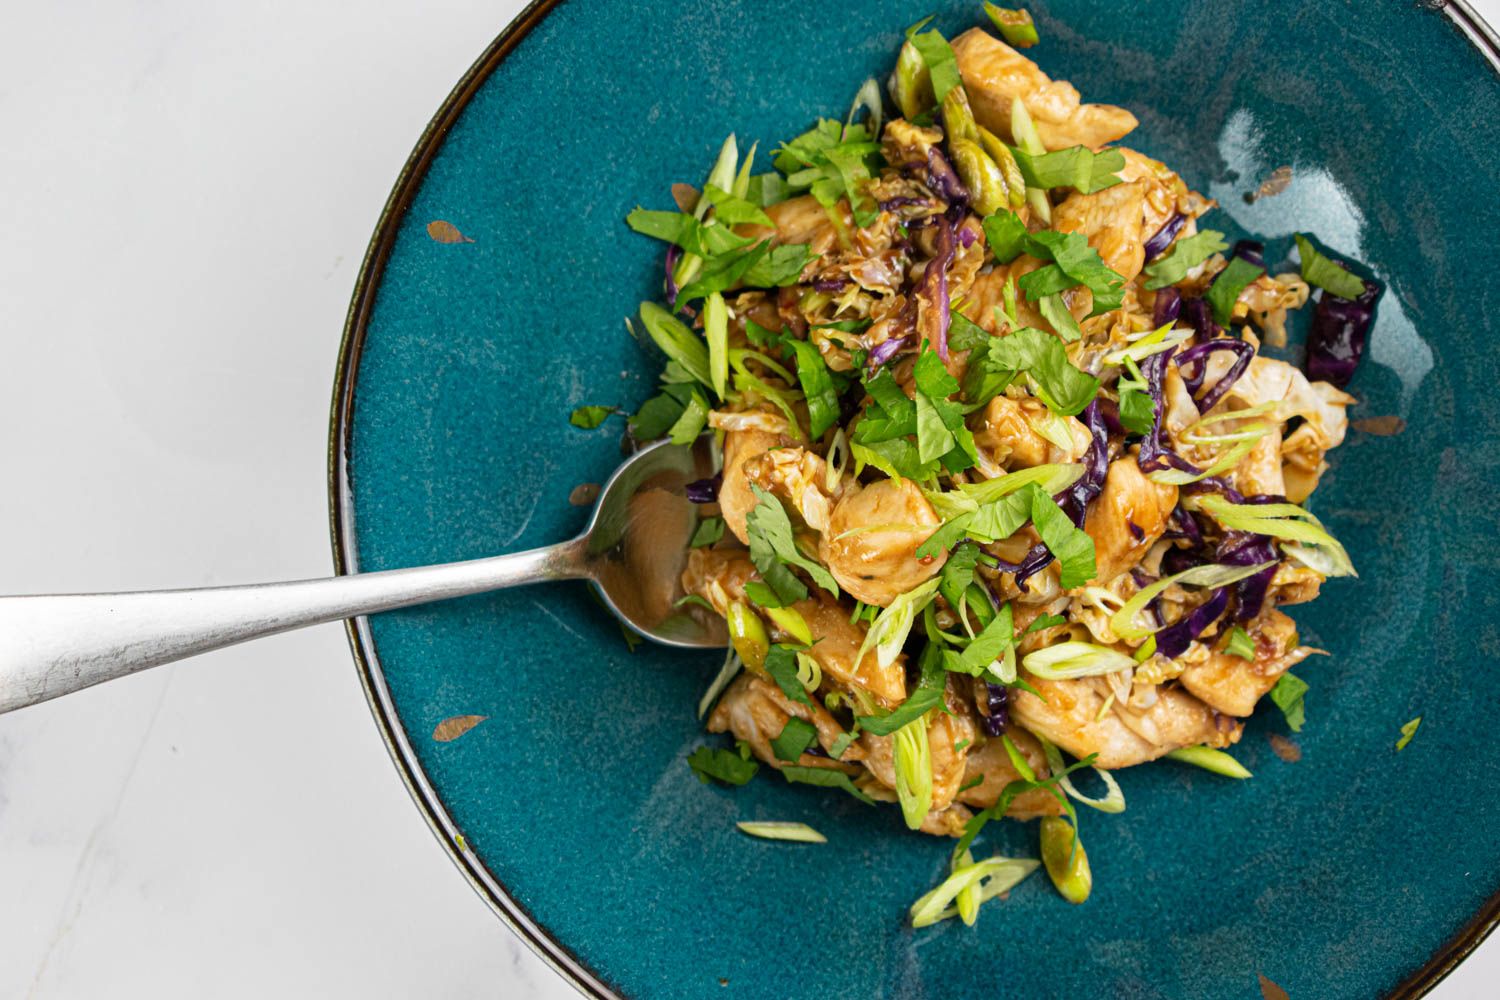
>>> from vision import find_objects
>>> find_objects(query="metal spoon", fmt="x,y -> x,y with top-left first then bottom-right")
0,436 -> 727,714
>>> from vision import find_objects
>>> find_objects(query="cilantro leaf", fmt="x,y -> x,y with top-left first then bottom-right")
938,542 -> 982,609
771,717 -> 818,761
745,485 -> 840,598
1037,294 -> 1083,342
857,643 -> 946,736
1029,487 -> 1096,588
1143,229 -> 1228,290
625,208 -> 756,257
1269,672 -> 1307,733
852,437 -> 940,482
948,311 -> 990,354
569,405 -> 617,429
781,765 -> 875,804
763,645 -> 815,708
687,744 -> 760,785
1294,233 -> 1367,300
957,602 -> 1016,675
742,242 -> 813,286
667,387 -> 710,445
1012,146 -> 1125,194
915,392 -> 956,463
981,327 -> 1099,415
829,728 -> 859,759
1020,230 -> 1126,315
689,515 -> 725,548
1118,385 -> 1156,435
629,382 -> 696,440
782,337 -> 841,438
698,183 -> 774,228
982,209 -> 1029,263
1205,255 -> 1266,325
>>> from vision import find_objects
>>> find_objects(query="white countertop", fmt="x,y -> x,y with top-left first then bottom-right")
1,2 -> 1494,997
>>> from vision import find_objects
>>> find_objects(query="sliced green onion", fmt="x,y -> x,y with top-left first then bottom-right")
1225,626 -> 1256,661
1110,561 -> 1276,641
1146,429 -> 1271,486
763,604 -> 812,646
1002,733 -> 1037,781
672,135 -> 740,287
845,77 -> 884,140
697,648 -> 743,719
794,650 -> 822,692
890,40 -> 932,119
1132,636 -> 1156,662
957,462 -> 1083,506
731,141 -> 757,200
1101,323 -> 1192,366
1165,745 -> 1252,779
953,849 -> 982,925
1181,401 -> 1284,444
855,577 -> 942,670
640,302 -> 712,388
736,821 -> 826,843
726,601 -> 770,670
825,427 -> 849,492
1039,736 -> 1125,813
1187,494 -> 1356,577
1039,816 -> 1091,904
1038,294 -> 1082,342
703,292 -> 729,400
1395,716 -> 1422,751
984,4 -> 1039,47
1022,641 -> 1136,680
909,855 -> 1040,928
893,714 -> 934,830
1009,97 -> 1051,223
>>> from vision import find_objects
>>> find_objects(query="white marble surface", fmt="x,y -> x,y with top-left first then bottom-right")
0,2 -> 1494,997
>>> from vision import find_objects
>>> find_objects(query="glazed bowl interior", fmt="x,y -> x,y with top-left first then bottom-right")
334,1 -> 1500,997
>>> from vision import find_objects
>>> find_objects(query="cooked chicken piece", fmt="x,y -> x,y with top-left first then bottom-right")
956,729 -> 1066,818
708,674 -> 863,768
1084,457 -> 1177,586
859,685 -> 976,813
820,478 -> 947,606
682,548 -> 908,705
744,446 -> 837,534
970,394 -> 1091,472
1269,563 -> 1323,606
1053,181 -> 1147,285
719,428 -> 785,544
1115,147 -> 1193,246
735,194 -> 845,257
1179,609 -> 1307,717
952,28 -> 1137,151
1013,674 -> 1239,768
921,805 -> 975,837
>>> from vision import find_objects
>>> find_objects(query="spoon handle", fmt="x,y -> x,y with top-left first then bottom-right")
0,538 -> 591,714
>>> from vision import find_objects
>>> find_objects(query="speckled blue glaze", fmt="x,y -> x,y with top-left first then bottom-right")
337,1 -> 1500,997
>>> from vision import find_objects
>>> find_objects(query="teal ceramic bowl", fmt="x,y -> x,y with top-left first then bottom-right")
330,1 -> 1500,996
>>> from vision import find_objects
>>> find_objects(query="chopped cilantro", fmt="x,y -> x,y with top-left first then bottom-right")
763,644 -> 815,708
1023,612 -> 1066,634
745,485 -> 840,600
1116,355 -> 1156,435
687,742 -> 760,786
955,602 -> 1016,675
1018,230 -> 1126,315
857,643 -> 946,735
982,209 -> 1029,263
1142,229 -> 1228,290
625,207 -> 755,257
782,337 -> 841,438
1012,145 -> 1124,194
781,765 -> 876,804
1225,626 -> 1256,660
1395,716 -> 1422,751
666,387 -> 710,445
1269,672 -> 1307,733
1029,487 -> 1097,588
697,183 -> 774,228
1205,254 -> 1265,325
1037,294 -> 1083,342
1294,233 -> 1367,300
938,542 -> 983,609
771,717 -> 818,762
953,738 -> 971,753
829,728 -> 859,759
975,327 -> 1099,415
689,516 -> 725,548
568,405 -> 617,429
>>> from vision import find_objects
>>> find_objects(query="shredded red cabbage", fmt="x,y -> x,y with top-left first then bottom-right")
1175,338 -> 1256,412
664,245 -> 682,304
1013,542 -> 1054,591
1217,531 -> 1279,622
1136,350 -> 1201,478
867,335 -> 912,368
1155,586 -> 1229,659
1180,297 -> 1220,343
1229,239 -> 1265,268
1057,400 -> 1109,527
1143,213 -> 1186,261
1307,275 -> 1384,388
979,682 -> 1009,736
813,275 -> 850,293
685,474 -> 721,504
925,147 -> 970,208
1152,287 -> 1182,328
917,214 -> 956,359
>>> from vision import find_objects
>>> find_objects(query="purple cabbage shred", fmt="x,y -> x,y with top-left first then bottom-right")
1306,275 -> 1384,388
1152,287 -> 1182,328
980,683 -> 1009,736
1175,338 -> 1256,412
685,474 -> 721,504
925,147 -> 970,208
1143,213 -> 1186,261
1154,587 -> 1229,659
866,335 -> 912,368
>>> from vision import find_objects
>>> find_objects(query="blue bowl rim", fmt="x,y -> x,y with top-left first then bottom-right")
326,2 -> 1500,996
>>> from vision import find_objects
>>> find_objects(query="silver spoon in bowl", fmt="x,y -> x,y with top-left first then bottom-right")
0,436 -> 727,714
